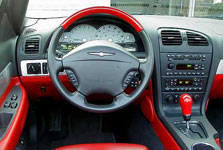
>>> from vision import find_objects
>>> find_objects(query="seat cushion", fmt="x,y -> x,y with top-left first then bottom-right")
56,143 -> 149,150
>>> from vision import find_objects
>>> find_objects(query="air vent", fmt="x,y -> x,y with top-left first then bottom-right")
187,32 -> 209,46
161,30 -> 182,45
24,38 -> 40,54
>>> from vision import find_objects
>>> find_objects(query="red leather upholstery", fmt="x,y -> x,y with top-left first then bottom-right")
56,143 -> 149,150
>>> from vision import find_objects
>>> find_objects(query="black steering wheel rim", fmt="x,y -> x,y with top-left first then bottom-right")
47,6 -> 154,113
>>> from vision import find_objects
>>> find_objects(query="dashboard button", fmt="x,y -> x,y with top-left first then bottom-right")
165,87 -> 170,91
42,63 -> 48,74
11,102 -> 18,109
174,72 -> 178,75
174,94 -> 179,103
4,101 -> 11,108
11,94 -> 18,101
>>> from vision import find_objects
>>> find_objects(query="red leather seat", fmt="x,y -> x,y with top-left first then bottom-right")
56,143 -> 149,150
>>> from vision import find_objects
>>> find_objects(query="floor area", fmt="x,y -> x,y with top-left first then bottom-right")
17,100 -> 164,150
206,99 -> 223,142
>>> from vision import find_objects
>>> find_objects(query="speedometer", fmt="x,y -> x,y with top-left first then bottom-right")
70,24 -> 97,43
95,24 -> 125,43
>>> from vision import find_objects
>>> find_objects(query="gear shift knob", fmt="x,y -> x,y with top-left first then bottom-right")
180,94 -> 193,121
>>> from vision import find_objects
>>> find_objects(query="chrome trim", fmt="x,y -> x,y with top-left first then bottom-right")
21,58 -> 145,77
21,59 -> 66,76
0,63 -> 13,97
216,59 -> 223,75
88,51 -> 115,57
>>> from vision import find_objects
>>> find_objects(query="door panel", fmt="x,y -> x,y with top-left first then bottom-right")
0,33 -> 18,96
0,63 -> 12,97
0,0 -> 29,149
0,0 -> 18,96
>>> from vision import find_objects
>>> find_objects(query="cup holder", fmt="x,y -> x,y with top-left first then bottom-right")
0,113 -> 13,139
192,143 -> 217,150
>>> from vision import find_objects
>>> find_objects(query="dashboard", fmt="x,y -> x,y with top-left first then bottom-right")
14,11 -> 223,150
17,15 -> 223,82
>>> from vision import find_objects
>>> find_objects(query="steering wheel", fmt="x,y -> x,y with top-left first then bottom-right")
48,7 -> 154,113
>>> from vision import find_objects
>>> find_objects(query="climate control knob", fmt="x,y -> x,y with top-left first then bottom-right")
193,94 -> 201,102
166,95 -> 174,102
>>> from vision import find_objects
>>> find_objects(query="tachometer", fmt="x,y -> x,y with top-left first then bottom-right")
70,24 -> 97,43
124,33 -> 135,43
95,24 -> 125,43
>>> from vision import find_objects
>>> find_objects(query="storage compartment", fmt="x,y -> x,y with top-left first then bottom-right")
192,143 -> 217,150
175,121 -> 208,139
0,113 -> 13,138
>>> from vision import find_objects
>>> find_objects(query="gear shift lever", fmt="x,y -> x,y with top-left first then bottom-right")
179,94 -> 193,130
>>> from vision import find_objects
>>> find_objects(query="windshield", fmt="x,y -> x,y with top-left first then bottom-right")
26,0 -> 223,20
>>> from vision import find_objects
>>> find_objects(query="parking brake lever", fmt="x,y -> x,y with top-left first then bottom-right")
179,94 -> 193,130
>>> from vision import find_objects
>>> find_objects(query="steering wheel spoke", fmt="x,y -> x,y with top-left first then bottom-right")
52,58 -> 63,75
139,59 -> 152,77
114,92 -> 130,105
70,91 -> 86,105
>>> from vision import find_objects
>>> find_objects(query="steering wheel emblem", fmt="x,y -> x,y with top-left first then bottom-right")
88,51 -> 115,57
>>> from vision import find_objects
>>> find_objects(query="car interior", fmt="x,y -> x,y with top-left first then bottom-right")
0,0 -> 223,150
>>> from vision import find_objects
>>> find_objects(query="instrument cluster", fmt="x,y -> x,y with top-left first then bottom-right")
56,24 -> 137,57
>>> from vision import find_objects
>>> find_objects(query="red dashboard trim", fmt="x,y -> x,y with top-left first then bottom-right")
0,77 -> 29,150
56,143 -> 149,150
61,6 -> 143,32
141,81 -> 181,150
206,74 -> 223,111
210,74 -> 223,100
20,76 -> 75,101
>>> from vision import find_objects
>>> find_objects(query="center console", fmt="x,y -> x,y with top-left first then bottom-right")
161,53 -> 212,109
156,29 -> 220,150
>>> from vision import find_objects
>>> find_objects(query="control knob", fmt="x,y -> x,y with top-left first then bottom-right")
27,63 -> 41,74
193,94 -> 201,102
168,63 -> 175,69
166,95 -> 174,102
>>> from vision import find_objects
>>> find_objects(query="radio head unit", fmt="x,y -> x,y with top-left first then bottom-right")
176,64 -> 194,70
160,53 -> 212,105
